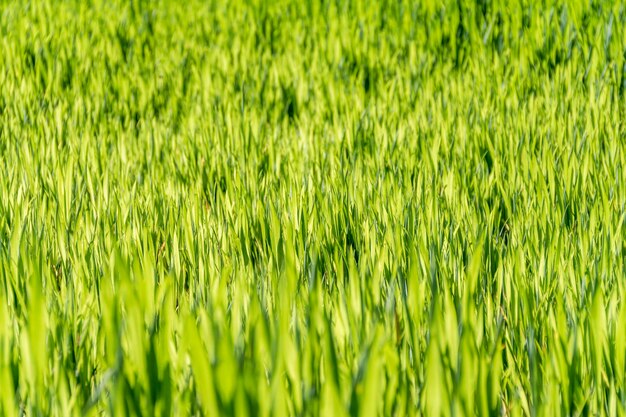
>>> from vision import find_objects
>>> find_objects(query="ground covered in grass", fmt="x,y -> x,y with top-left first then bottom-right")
1,0 -> 625,415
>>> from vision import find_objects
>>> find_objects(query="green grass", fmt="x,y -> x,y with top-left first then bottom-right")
1,0 -> 625,415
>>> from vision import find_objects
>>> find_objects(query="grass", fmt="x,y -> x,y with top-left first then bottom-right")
0,0 -> 625,415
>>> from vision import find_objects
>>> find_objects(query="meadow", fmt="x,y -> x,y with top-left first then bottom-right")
1,0 -> 626,415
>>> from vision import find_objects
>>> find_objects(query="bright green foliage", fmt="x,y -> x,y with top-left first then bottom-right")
1,0 -> 626,415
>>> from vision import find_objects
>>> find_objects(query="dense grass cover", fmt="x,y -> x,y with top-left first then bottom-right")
1,0 -> 625,415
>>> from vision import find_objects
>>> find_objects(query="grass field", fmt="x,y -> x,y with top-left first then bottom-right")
1,0 -> 626,415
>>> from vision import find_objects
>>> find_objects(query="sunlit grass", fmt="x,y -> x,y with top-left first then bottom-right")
1,0 -> 625,415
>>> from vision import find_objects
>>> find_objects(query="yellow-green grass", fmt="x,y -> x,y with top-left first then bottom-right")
1,0 -> 625,415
